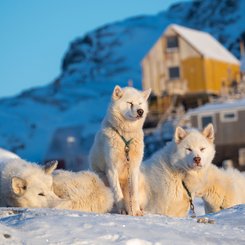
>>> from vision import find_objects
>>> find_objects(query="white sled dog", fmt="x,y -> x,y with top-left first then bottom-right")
137,126 -> 200,217
89,85 -> 151,216
0,158 -> 63,208
181,124 -> 245,213
53,170 -> 113,213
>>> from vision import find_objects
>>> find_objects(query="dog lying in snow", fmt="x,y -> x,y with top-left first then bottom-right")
89,85 -> 151,216
53,170 -> 113,213
0,158 -> 63,208
182,124 -> 245,213
138,126 -> 196,217
0,155 -> 113,213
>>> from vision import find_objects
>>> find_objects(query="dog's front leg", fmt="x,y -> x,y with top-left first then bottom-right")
107,166 -> 127,214
128,167 -> 144,216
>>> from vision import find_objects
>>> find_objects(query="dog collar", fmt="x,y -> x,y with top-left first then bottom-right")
111,126 -> 133,162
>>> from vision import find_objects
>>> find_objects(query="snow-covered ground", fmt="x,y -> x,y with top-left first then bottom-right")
0,204 -> 245,244
0,147 -> 245,244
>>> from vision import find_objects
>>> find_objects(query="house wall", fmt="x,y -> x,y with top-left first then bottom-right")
190,109 -> 245,169
181,57 -> 205,92
203,59 -> 240,94
142,37 -> 166,96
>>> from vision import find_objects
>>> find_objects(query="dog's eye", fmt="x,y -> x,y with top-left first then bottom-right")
127,102 -> 133,108
186,148 -> 192,152
38,193 -> 45,196
200,147 -> 205,152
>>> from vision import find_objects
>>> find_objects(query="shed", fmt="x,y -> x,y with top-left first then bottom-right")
141,24 -> 240,97
45,126 -> 93,171
180,98 -> 245,170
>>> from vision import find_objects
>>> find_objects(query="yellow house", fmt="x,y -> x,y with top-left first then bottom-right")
142,24 -> 240,97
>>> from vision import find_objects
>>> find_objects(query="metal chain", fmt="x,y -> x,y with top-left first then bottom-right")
182,181 -> 196,218
111,126 -> 134,215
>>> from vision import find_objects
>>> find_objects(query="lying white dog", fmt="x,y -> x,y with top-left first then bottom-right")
0,158 -> 62,208
53,170 -> 113,213
182,124 -> 245,213
137,126 -> 200,217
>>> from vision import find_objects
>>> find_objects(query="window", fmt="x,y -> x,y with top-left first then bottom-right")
168,67 -> 180,80
198,114 -> 215,129
166,36 -> 179,49
220,111 -> 238,122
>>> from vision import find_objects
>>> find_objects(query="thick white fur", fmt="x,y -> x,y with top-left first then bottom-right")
89,85 -> 151,216
138,140 -> 190,217
138,124 -> 218,217
181,124 -> 245,213
52,170 -> 114,213
0,158 -> 63,208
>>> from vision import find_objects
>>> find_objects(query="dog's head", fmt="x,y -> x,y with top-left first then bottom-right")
171,124 -> 215,171
10,160 -> 63,208
111,85 -> 151,122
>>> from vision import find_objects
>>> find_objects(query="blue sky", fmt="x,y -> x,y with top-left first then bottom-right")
0,0 -> 181,98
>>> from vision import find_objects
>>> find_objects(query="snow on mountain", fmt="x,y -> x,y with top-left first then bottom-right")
0,205 -> 245,244
0,0 -> 245,166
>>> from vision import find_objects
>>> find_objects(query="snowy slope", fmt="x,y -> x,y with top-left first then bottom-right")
0,205 -> 245,244
0,0 -> 245,166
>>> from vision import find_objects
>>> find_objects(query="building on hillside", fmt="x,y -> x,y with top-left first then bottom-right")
141,24 -> 240,113
45,126 -> 93,171
179,98 -> 245,170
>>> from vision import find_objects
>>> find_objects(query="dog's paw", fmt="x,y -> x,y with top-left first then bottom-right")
133,209 -> 144,216
118,208 -> 128,215
116,201 -> 127,215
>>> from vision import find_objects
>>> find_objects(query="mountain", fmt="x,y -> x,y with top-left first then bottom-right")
0,0 -> 244,168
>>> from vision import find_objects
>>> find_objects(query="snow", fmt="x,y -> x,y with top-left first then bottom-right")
1,149 -> 244,244
186,98 -> 245,116
169,24 -> 240,64
0,205 -> 245,244
0,148 -> 19,160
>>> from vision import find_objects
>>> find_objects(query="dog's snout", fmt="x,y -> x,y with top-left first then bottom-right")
137,109 -> 144,117
193,156 -> 201,165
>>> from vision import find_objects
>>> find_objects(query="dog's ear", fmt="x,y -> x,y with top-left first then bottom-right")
44,160 -> 58,175
202,124 -> 215,142
112,85 -> 124,100
142,88 -> 151,101
11,177 -> 27,196
175,127 -> 187,144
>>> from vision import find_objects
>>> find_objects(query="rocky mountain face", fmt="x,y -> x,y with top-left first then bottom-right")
0,0 -> 244,166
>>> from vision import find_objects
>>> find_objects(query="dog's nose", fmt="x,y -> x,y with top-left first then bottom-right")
193,156 -> 201,165
137,109 -> 144,117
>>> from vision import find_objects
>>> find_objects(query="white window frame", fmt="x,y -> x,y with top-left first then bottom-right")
220,110 -> 238,123
197,113 -> 216,130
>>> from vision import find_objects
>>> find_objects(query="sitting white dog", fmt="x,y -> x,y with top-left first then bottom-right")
89,85 -> 151,216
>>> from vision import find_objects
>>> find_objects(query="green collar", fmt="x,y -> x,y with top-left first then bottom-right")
112,127 -> 133,147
